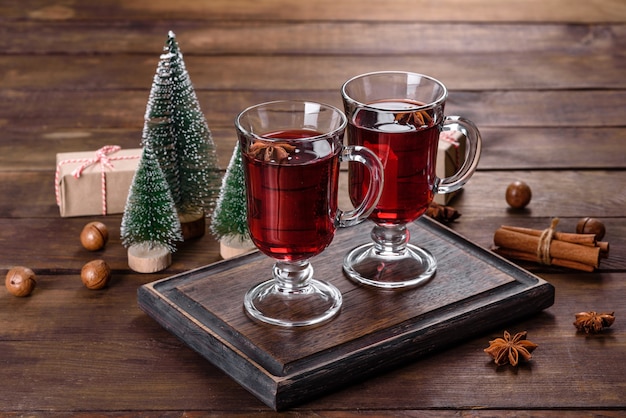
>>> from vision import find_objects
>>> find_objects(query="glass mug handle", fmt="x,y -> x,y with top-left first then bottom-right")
335,145 -> 384,228
434,115 -> 482,195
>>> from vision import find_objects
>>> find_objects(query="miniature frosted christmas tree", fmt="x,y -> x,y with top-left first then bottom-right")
121,145 -> 183,273
210,142 -> 255,259
142,30 -> 220,240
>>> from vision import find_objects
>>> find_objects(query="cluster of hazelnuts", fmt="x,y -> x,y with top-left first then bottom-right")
5,221 -> 112,297
505,180 -> 606,241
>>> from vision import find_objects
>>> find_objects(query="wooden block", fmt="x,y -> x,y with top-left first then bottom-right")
219,235 -> 256,260
138,217 -> 554,410
128,243 -> 171,273
179,210 -> 206,240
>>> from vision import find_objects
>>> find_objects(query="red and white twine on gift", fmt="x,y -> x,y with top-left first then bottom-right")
55,145 -> 140,215
439,130 -> 462,171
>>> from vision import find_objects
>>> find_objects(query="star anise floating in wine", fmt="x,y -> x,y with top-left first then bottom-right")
484,330 -> 538,366
573,311 -> 615,334
249,140 -> 296,162
394,110 -> 432,126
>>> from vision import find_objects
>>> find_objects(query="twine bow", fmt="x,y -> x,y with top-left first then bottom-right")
55,145 -> 139,215
71,145 -> 120,179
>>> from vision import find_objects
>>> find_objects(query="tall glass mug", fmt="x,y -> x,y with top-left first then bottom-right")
341,71 -> 482,289
236,100 -> 384,327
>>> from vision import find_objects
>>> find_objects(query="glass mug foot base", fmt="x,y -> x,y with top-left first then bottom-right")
244,278 -> 342,327
343,243 -> 437,289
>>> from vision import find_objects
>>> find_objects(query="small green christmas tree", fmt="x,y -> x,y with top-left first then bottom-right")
211,142 -> 249,241
142,31 -> 220,221
121,146 -> 183,254
210,142 -> 255,259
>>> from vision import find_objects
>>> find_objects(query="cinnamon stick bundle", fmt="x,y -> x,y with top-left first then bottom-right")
492,219 -> 609,272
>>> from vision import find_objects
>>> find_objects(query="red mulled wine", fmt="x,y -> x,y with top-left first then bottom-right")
348,100 -> 440,225
243,129 -> 340,261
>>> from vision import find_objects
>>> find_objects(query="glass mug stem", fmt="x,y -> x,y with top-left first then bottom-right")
371,224 -> 409,256
272,260 -> 313,292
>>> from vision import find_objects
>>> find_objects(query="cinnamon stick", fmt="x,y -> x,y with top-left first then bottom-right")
493,247 -> 595,272
493,227 -> 600,268
500,225 -> 596,246
500,225 -> 608,256
597,241 -> 610,255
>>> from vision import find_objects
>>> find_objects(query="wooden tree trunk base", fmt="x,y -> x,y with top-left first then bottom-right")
128,243 -> 172,273
220,235 -> 256,260
179,210 -> 206,240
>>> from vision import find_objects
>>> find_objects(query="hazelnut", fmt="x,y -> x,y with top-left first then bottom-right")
506,181 -> 532,209
81,259 -> 111,290
5,266 -> 36,297
576,217 -> 605,241
80,221 -> 109,251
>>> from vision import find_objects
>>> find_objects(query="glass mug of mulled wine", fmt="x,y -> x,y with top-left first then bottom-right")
341,71 -> 482,289
235,100 -> 384,327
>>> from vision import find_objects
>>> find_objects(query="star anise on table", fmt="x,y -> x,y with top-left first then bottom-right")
426,201 -> 461,223
249,140 -> 296,162
573,311 -> 615,334
484,330 -> 538,366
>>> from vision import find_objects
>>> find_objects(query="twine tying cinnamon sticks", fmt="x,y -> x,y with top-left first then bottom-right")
493,218 -> 609,272
537,218 -> 559,265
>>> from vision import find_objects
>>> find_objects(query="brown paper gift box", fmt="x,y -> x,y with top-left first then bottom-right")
55,146 -> 141,217
434,130 -> 466,205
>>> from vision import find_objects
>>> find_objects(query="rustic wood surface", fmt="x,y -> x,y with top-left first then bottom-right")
138,218 -> 555,410
1,1 -> 625,416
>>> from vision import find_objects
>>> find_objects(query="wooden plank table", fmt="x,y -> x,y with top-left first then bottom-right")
1,1 -> 625,415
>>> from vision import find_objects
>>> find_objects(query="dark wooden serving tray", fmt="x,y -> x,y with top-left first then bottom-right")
138,217 -> 554,410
